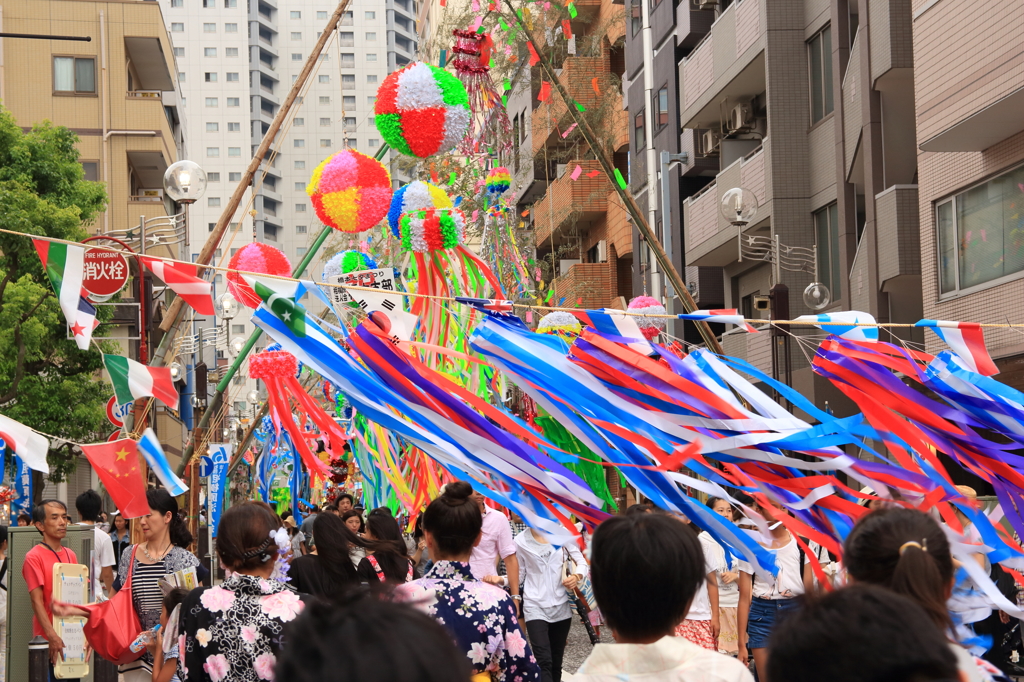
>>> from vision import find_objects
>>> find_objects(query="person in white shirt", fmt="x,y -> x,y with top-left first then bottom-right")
468,487 -> 521,612
669,514 -> 720,651
567,513 -> 753,682
704,498 -> 746,656
75,489 -> 115,600
513,528 -> 588,682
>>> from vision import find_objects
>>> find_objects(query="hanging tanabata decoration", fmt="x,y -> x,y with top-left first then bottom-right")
374,62 -> 471,158
485,166 -> 511,199
322,250 -> 378,282
450,30 -> 512,155
537,311 -> 582,338
387,180 -> 454,237
479,166 -> 531,296
227,243 -> 292,309
306,149 -> 393,233
627,295 -> 667,340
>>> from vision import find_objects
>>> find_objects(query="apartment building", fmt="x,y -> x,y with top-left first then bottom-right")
912,0 -> 1024,390
158,0 -> 417,420
644,0 -> 921,409
0,0 -> 188,499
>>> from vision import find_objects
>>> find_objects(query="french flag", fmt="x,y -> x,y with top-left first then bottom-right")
915,320 -> 998,376
794,311 -> 878,342
678,309 -> 759,333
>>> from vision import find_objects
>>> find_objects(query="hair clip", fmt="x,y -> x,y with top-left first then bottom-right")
898,539 -> 927,556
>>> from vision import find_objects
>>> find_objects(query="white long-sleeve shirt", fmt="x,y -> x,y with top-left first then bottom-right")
515,529 -> 589,623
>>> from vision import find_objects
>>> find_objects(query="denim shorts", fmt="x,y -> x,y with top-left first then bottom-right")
746,596 -> 800,649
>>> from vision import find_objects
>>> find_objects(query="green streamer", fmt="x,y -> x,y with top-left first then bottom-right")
613,168 -> 628,190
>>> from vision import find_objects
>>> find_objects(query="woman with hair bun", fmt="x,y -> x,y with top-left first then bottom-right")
393,481 -> 541,682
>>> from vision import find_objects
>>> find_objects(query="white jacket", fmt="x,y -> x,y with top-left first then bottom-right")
566,636 -> 754,682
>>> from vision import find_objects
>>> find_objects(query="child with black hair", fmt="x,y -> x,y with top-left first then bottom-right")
152,587 -> 189,682
568,513 -> 752,682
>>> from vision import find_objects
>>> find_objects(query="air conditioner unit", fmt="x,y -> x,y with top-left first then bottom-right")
697,130 -> 721,157
597,239 -> 608,263
556,163 -> 568,178
696,0 -> 718,9
559,259 -> 581,276
727,102 -> 755,134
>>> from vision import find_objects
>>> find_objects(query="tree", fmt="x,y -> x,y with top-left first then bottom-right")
0,106 -> 110,482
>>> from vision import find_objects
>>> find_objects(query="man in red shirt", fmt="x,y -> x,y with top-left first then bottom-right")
22,499 -> 78,678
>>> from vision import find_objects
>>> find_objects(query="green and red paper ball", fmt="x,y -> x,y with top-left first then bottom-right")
400,207 -> 466,252
374,62 -> 471,158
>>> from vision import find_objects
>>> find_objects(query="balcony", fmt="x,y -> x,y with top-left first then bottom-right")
720,328 -> 772,374
553,262 -> 617,311
531,55 -> 621,154
684,141 -> 769,266
678,0 -> 765,130
875,185 -> 920,285
532,160 -> 610,248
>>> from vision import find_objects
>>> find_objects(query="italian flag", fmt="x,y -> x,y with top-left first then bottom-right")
33,239 -> 98,350
102,354 -> 179,408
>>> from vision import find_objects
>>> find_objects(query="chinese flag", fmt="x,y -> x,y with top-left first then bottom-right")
80,439 -> 150,519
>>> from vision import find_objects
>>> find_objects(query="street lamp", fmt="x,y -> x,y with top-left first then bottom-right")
163,160 -> 208,205
216,292 -> 239,320
721,187 -> 759,226
228,336 -> 245,357
169,361 -> 184,382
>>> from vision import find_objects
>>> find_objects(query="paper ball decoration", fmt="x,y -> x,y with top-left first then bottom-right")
227,243 -> 292,309
249,350 -> 298,381
265,343 -> 303,376
400,207 -> 466,253
537,311 -> 582,337
486,167 -> 511,197
306,150 -> 392,233
387,181 -> 453,237
322,250 -> 378,281
374,62 -> 471,158
628,295 -> 667,340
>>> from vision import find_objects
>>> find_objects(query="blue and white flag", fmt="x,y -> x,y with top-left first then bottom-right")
583,309 -> 653,355
677,309 -> 759,333
208,443 -> 232,538
11,451 -> 33,517
794,310 -> 878,342
138,429 -> 189,497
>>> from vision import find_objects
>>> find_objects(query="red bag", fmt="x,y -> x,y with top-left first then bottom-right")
80,546 -> 144,665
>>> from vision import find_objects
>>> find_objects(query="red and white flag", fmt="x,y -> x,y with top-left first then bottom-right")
140,257 -> 214,315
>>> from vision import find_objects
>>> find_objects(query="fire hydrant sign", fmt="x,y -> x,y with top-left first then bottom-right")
83,248 -> 130,297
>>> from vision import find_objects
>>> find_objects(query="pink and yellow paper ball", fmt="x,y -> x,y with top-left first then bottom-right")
628,295 -> 667,340
227,242 -> 292,309
306,149 -> 393,233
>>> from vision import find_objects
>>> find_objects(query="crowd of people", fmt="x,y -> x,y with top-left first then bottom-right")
16,481 -> 1021,682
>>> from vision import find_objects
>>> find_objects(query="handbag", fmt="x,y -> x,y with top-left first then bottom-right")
80,546 -> 144,665
562,548 -> 601,644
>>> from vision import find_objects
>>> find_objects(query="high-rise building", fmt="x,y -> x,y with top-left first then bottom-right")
158,0 -> 417,420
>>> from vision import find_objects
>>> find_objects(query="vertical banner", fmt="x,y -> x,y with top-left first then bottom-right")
12,453 -> 34,517
207,443 -> 232,538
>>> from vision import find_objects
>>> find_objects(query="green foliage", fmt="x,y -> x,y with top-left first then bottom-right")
0,105 -> 111,482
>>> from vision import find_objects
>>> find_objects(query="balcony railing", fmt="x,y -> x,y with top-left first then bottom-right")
532,160 -> 610,247
127,90 -> 162,99
553,262 -> 617,311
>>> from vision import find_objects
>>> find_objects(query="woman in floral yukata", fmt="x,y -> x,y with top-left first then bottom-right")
393,481 -> 541,682
178,502 -> 308,682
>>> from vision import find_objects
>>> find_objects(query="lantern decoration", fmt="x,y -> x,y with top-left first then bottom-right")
227,243 -> 292,309
374,62 -> 471,158
450,30 -> 513,155
400,207 -> 467,253
322,250 -> 378,282
627,295 -> 667,340
537,311 -> 582,338
306,149 -> 393,233
387,181 -> 454,237
485,167 -> 511,198
249,350 -> 350,479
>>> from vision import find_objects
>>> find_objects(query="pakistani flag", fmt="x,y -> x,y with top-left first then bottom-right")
243,275 -> 307,337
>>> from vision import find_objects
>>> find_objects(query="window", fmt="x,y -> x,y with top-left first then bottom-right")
814,202 -> 841,300
203,23 -> 216,32
294,118 -> 304,126
367,96 -> 376,106
208,223 -> 216,232
207,172 -> 221,182
230,221 -> 240,231
226,47 -> 239,57
296,204 -> 307,212
808,25 -> 834,124
294,160 -> 306,169
297,247 -> 308,257
297,224 -> 308,234
173,47 -> 185,57
630,0 -> 641,35
290,10 -> 301,18
341,11 -> 354,25
319,54 -> 329,61
292,53 -> 303,61
205,97 -> 218,107
229,172 -> 242,181
367,116 -> 375,126
171,0 -> 182,6
366,32 -> 377,40
365,10 -> 376,19
367,74 -> 378,84
317,11 -> 328,19
225,0 -> 237,6
81,161 -> 98,181
341,53 -> 355,67
225,23 -> 238,33
633,109 -> 645,152
204,47 -> 217,57
340,31 -> 355,46
369,138 -> 379,147
264,224 -> 278,241
319,96 -> 331,105
344,117 -> 356,131
366,54 -> 377,62
228,147 -> 241,157
206,122 -> 219,132
291,32 -> 302,40
226,72 -> 239,82
207,147 -> 220,157
320,139 -> 331,147
342,74 -> 355,89
318,75 -> 330,84
232,324 -> 245,335
171,22 -> 184,32
208,197 -> 221,207
228,122 -> 241,131
295,182 -> 305,190
294,139 -> 305,148
227,97 -> 240,107
205,72 -> 217,82
937,165 -> 1024,295
178,72 -> 186,82
203,0 -> 215,6
344,96 -> 356,108
320,117 -> 331,126
655,85 -> 668,130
